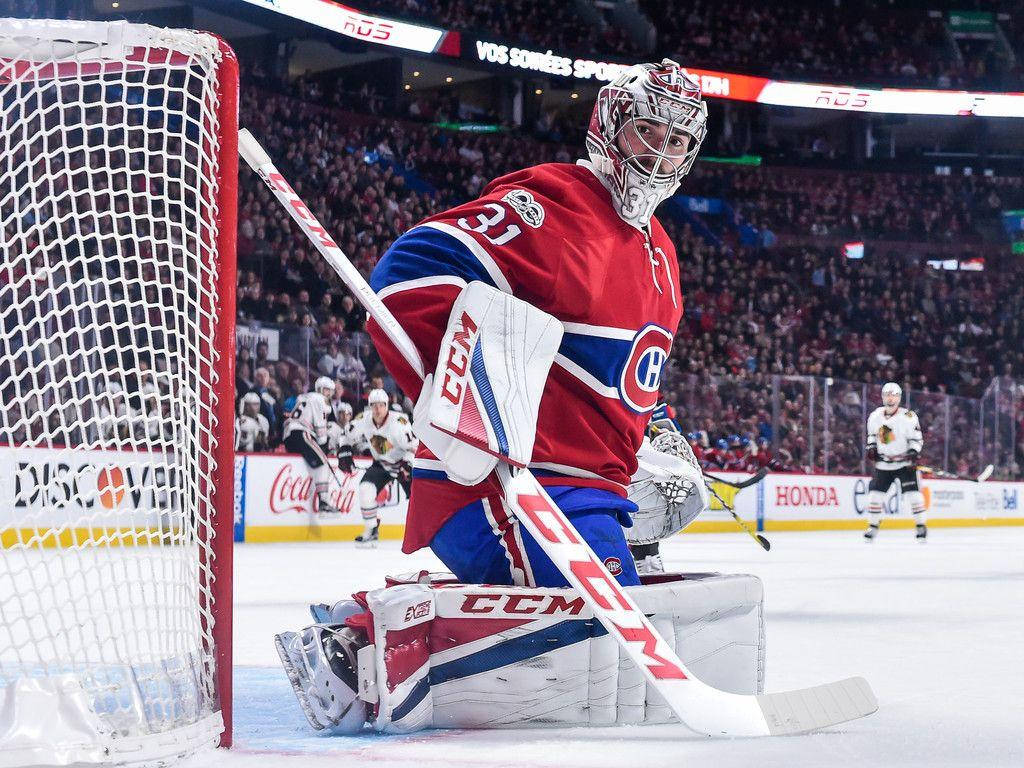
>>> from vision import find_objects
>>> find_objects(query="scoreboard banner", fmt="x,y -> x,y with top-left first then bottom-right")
232,1 -> 1024,117
469,39 -> 1024,118
237,0 -> 461,55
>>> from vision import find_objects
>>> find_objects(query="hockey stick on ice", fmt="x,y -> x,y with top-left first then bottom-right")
704,467 -> 768,490
918,463 -> 994,483
705,483 -> 771,552
703,469 -> 770,550
239,128 -> 877,737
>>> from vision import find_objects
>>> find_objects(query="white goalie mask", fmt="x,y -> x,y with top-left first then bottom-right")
586,58 -> 708,228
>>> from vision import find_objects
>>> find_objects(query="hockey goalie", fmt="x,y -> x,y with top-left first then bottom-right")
274,60 -> 769,733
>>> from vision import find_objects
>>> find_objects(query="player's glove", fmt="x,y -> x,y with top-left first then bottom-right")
396,462 -> 412,485
905,449 -> 919,462
866,446 -> 878,462
336,445 -> 355,473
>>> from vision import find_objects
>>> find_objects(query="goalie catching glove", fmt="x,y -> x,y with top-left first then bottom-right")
626,430 -> 709,544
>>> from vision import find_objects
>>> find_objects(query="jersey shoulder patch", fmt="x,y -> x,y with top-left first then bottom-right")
500,188 -> 545,228
396,414 -> 409,425
905,410 -> 916,419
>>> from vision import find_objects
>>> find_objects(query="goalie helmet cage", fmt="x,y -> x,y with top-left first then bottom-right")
0,18 -> 236,766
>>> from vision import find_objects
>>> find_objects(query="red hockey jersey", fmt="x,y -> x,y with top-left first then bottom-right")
368,162 -> 683,552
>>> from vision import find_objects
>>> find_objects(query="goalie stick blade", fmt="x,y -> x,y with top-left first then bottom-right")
757,676 -> 878,736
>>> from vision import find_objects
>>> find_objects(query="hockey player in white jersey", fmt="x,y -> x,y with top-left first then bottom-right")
336,389 -> 417,544
864,382 -> 926,541
326,401 -> 353,459
236,392 -> 270,452
283,376 -> 340,515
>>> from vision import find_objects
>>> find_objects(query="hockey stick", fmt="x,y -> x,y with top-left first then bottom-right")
239,128 -> 876,736
918,464 -> 994,483
704,467 -> 768,490
703,471 -> 770,551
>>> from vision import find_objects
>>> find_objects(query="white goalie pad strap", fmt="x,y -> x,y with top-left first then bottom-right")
414,281 -> 563,485
362,574 -> 764,732
627,433 -> 709,544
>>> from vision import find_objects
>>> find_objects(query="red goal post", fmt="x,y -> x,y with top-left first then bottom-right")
0,17 -> 236,764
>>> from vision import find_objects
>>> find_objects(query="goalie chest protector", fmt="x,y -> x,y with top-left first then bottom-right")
368,162 -> 683,552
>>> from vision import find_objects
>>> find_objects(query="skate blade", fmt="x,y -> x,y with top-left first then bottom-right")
354,540 -> 378,549
274,632 -> 326,731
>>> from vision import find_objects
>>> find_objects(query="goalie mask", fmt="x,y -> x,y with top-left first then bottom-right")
587,58 -> 708,228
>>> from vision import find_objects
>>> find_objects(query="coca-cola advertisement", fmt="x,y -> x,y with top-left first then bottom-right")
239,454 -> 408,542
267,461 -> 358,516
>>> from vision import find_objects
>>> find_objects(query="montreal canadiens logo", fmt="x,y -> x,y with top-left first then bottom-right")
604,557 -> 623,576
618,324 -> 673,413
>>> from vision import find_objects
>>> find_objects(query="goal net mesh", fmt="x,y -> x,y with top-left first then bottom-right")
0,19 -> 234,762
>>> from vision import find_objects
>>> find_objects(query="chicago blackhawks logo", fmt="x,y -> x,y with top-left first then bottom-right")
370,435 -> 394,455
878,424 -> 895,444
619,324 -> 673,413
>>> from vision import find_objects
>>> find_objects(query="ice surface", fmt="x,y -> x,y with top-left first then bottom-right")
190,528 -> 1024,768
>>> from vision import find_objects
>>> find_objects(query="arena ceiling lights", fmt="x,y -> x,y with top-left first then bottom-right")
472,40 -> 1024,118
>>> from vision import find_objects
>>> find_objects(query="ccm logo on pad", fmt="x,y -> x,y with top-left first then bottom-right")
440,311 -> 479,405
460,593 -> 586,616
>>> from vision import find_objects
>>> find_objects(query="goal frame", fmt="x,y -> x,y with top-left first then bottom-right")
210,32 -> 238,750
0,17 -> 238,756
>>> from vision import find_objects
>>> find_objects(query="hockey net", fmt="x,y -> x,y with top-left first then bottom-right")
0,18 -> 237,765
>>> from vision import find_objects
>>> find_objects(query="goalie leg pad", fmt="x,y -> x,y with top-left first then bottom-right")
339,574 -> 764,733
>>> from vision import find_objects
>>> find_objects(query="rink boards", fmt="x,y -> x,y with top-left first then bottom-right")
2,448 -> 1022,546
231,455 -> 1024,542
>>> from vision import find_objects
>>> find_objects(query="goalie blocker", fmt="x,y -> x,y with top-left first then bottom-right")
276,570 -> 764,733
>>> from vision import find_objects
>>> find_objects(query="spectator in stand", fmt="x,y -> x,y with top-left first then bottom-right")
339,294 -> 365,332
334,340 -> 367,390
249,367 -> 281,438
318,342 -> 345,379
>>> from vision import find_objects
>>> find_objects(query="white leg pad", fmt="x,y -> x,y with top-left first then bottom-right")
358,573 -> 765,732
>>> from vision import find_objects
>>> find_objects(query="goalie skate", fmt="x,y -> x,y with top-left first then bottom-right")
274,625 -> 367,733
